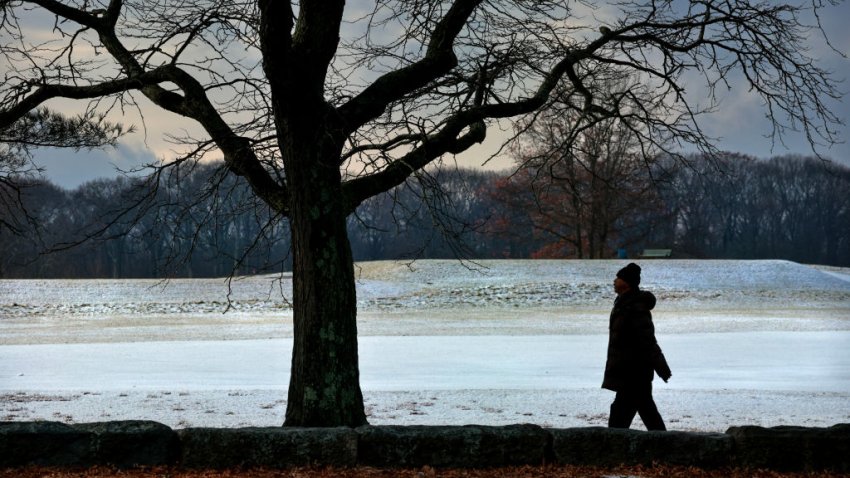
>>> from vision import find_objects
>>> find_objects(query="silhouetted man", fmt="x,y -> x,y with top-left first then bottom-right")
602,263 -> 671,431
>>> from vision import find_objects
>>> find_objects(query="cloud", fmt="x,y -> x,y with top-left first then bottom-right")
27,94 -> 210,189
29,141 -> 157,190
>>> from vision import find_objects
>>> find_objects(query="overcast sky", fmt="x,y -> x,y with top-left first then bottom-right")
20,1 -> 850,190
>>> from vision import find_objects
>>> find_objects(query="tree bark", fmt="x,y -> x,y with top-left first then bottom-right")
282,131 -> 367,428
258,0 -> 366,425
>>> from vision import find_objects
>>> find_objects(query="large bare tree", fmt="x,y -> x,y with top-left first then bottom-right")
0,0 -> 841,426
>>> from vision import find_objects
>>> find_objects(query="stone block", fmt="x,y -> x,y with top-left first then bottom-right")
631,430 -> 732,468
356,424 -> 549,468
551,427 -> 634,467
551,427 -> 732,468
178,426 -> 358,468
727,423 -> 850,472
74,420 -> 179,467
0,421 -> 94,467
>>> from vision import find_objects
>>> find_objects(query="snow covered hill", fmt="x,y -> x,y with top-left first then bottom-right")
1,260 -> 848,430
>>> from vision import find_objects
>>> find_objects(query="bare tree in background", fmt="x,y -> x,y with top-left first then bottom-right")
0,0 -> 842,426
498,75 -> 670,258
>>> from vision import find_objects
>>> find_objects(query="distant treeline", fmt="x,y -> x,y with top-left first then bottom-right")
1,153 -> 848,278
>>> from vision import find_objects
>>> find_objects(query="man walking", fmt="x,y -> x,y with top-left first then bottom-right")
602,263 -> 672,430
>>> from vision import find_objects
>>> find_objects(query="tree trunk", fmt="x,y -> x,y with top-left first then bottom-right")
283,148 -> 367,428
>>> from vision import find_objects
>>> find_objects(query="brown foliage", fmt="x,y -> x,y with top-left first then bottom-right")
1,466 -> 848,478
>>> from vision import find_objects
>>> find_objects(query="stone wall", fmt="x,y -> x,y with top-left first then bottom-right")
1,421 -> 848,472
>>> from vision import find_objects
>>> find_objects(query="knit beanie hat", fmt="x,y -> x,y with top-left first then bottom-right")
616,263 -> 641,289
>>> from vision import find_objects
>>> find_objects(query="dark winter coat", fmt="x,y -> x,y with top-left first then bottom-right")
602,288 -> 672,392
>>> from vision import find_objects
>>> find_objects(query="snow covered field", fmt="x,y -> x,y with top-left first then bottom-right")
1,259 -> 849,431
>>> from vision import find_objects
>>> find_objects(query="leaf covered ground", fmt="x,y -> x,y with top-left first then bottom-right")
2,466 -> 848,478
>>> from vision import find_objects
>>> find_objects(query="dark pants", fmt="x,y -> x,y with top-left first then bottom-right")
608,382 -> 666,431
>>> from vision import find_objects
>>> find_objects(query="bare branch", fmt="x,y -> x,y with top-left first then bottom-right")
337,0 -> 484,134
